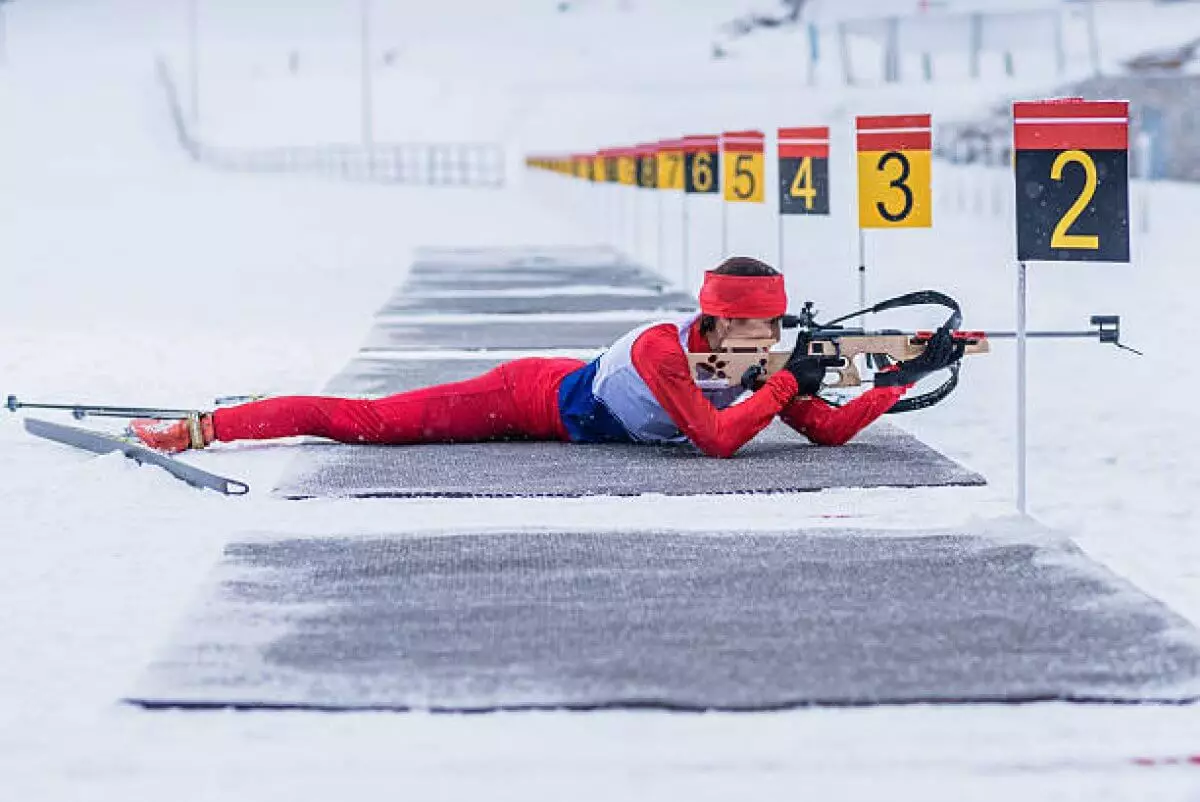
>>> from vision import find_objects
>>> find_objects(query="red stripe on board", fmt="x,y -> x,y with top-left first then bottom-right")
1014,99 -> 1128,120
856,131 -> 932,151
1014,122 -> 1128,151
779,144 -> 830,158
723,131 -> 765,153
856,114 -> 931,131
778,126 -> 829,140
658,139 -> 683,152
682,135 -> 720,153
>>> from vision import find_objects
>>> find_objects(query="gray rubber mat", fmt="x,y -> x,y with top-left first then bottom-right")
361,318 -> 644,351
403,271 -> 667,293
272,420 -> 984,498
322,358 -> 505,397
413,245 -> 627,269
126,524 -> 1200,711
379,292 -> 696,316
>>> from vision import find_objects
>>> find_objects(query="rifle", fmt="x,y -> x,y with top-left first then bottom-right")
686,290 -> 1137,414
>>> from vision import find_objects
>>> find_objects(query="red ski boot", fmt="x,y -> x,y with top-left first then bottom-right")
128,413 -> 214,453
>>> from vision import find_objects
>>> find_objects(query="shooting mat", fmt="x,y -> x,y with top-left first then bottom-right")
360,318 -> 643,351
379,291 -> 696,316
127,523 -> 1200,711
276,357 -> 984,497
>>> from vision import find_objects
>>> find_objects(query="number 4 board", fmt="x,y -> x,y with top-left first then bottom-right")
778,126 -> 830,215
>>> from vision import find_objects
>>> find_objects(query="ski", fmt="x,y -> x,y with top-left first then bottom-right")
24,417 -> 249,496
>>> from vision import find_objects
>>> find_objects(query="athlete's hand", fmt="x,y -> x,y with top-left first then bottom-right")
783,354 -> 825,396
875,325 -> 965,387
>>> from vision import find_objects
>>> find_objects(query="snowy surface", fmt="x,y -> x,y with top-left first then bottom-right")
3,0 -> 1200,799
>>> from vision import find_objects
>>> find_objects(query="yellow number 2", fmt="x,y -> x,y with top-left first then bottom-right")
1050,149 -> 1099,250
789,156 -> 817,210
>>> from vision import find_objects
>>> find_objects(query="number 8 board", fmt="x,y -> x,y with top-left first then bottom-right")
855,114 -> 932,229
1014,99 -> 1130,263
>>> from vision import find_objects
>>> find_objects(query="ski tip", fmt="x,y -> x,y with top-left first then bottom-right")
224,479 -> 251,496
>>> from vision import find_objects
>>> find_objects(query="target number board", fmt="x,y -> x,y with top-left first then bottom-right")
637,144 -> 658,189
657,140 -> 684,190
1013,99 -> 1130,263
683,135 -> 720,194
778,126 -> 830,215
856,114 -> 932,229
722,130 -> 764,203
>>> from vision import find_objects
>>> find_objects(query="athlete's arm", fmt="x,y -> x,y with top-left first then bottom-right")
777,385 -> 905,446
630,324 -> 799,458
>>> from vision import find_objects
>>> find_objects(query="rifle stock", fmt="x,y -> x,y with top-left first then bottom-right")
687,332 -> 989,389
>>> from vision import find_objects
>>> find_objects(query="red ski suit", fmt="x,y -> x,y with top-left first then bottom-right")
212,321 -> 904,457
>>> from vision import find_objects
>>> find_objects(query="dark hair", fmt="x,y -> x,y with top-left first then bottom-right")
699,256 -> 781,334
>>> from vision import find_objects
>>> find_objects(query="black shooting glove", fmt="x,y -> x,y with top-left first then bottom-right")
782,332 -> 825,396
738,332 -> 824,396
875,324 -> 966,387
784,355 -> 826,396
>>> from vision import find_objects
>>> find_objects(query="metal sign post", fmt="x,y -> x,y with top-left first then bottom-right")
721,129 -> 765,258
682,134 -> 719,281
854,113 -> 933,320
1012,97 -> 1131,515
777,125 -> 831,275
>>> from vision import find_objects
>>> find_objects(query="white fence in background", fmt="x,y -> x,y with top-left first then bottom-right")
155,58 -> 506,188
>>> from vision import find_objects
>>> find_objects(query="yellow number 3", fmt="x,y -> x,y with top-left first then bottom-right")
1050,149 -> 1099,250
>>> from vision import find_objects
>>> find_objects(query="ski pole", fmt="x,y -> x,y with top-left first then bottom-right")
5,395 -> 198,421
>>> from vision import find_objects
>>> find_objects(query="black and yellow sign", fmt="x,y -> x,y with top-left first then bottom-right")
1013,99 -> 1130,262
637,144 -> 658,188
574,154 -> 592,181
617,148 -> 638,186
856,114 -> 932,228
683,135 -> 720,195
778,126 -> 830,215
603,150 -> 618,182
657,140 -> 684,190
721,130 -> 764,203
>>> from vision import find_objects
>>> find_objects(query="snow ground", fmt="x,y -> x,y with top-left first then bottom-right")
2,1 -> 1200,799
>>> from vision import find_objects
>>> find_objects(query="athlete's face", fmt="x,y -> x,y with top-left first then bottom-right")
709,317 -> 780,349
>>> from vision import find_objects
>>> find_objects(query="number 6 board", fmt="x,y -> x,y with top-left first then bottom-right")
1014,99 -> 1130,263
856,114 -> 932,229
683,134 -> 720,195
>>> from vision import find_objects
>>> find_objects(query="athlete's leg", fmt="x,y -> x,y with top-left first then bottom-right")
210,358 -> 585,445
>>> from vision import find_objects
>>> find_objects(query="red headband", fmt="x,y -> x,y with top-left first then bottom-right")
698,272 -> 787,318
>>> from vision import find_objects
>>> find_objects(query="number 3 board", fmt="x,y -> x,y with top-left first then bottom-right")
855,114 -> 932,229
1013,99 -> 1130,263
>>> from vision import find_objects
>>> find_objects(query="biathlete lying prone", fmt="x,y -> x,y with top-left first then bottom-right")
131,257 -> 962,458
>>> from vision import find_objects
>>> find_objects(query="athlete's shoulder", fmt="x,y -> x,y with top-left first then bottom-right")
630,322 -> 684,356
